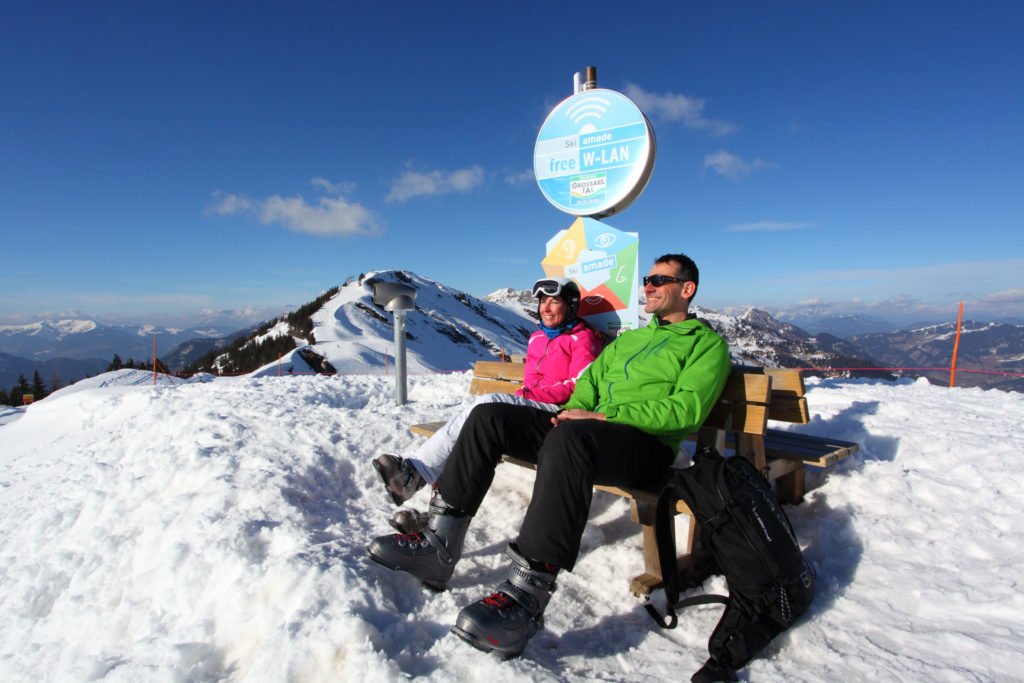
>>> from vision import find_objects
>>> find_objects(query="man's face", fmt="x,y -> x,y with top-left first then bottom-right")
643,261 -> 695,322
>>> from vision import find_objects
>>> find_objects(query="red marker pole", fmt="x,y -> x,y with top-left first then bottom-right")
949,302 -> 964,388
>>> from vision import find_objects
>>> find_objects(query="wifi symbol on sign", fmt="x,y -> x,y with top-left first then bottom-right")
565,96 -> 611,126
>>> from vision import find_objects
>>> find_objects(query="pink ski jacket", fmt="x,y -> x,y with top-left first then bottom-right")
518,321 -> 603,405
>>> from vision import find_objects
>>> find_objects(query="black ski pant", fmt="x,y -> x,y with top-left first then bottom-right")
434,402 -> 674,571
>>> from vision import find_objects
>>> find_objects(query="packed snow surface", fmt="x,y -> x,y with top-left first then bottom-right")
2,370 -> 1023,681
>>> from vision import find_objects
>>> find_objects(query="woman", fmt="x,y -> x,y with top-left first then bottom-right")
373,277 -> 603,516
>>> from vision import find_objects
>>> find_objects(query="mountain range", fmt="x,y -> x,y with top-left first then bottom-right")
0,320 -> 245,389
4,271 -> 1022,393
850,321 -> 1024,391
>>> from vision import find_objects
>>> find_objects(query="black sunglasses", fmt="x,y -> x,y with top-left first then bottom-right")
642,275 -> 689,287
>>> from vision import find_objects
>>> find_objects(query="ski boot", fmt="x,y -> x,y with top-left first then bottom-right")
367,488 -> 469,591
373,454 -> 427,506
451,543 -> 557,658
389,507 -> 429,534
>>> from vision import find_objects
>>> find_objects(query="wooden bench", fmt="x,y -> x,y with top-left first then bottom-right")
410,360 -> 859,596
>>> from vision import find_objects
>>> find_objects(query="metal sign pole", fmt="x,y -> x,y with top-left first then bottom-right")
393,310 -> 408,404
373,281 -> 417,406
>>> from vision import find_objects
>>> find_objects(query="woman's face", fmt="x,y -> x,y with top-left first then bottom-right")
539,295 -> 568,328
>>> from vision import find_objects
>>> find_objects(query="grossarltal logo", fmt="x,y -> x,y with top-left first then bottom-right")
570,172 -> 607,202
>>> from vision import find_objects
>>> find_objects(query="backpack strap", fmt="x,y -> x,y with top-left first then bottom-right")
643,480 -> 728,629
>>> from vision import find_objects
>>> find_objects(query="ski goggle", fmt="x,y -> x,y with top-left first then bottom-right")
532,279 -> 569,298
642,274 -> 689,287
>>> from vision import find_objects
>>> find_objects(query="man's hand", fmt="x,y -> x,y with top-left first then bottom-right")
551,408 -> 607,426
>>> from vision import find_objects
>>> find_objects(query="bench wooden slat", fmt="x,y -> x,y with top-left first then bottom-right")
765,429 -> 860,467
409,421 -> 446,438
702,402 -> 769,436
763,367 -> 806,395
718,372 -> 771,405
696,370 -> 771,436
469,378 -> 522,396
474,361 -> 525,382
767,396 -> 810,424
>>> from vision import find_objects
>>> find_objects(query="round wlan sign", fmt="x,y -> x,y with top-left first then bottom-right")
534,88 -> 656,218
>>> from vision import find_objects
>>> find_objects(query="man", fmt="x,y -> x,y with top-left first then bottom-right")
367,253 -> 731,658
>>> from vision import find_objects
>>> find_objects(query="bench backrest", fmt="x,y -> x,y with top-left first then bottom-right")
466,361 -> 808,433
763,368 -> 809,424
469,361 -> 525,395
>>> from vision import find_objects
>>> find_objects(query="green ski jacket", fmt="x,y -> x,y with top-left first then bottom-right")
563,315 -> 731,451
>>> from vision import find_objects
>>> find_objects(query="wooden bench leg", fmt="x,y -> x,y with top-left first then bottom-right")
629,500 -> 696,597
775,466 -> 806,505
737,433 -> 768,477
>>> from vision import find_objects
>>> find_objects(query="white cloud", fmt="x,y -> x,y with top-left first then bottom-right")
204,193 -> 254,216
386,165 -> 485,202
623,83 -> 737,136
258,195 -> 380,236
505,169 -> 535,186
770,260 -> 1024,321
309,177 -> 357,195
726,221 -> 813,232
981,288 -> 1024,304
205,183 -> 381,238
704,149 -> 776,180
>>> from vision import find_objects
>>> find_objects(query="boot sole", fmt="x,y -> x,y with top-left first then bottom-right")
450,625 -> 523,660
366,550 -> 447,592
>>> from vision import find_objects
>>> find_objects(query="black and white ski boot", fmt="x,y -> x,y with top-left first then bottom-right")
367,489 -> 469,591
373,453 -> 426,506
451,543 -> 557,658
389,507 -> 429,534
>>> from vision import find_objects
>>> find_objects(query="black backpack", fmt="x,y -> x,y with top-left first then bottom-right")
644,445 -> 815,682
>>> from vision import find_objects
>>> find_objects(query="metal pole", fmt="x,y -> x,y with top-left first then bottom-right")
393,310 -> 408,404
584,65 -> 597,91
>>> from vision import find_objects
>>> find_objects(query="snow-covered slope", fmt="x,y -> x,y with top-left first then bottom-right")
263,271 -> 535,376
2,371 -> 1023,680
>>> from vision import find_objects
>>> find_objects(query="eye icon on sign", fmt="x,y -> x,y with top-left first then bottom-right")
594,232 -> 617,248
565,96 -> 611,125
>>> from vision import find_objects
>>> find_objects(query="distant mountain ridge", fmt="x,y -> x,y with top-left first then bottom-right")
0,319 -> 254,390
772,311 -> 903,337
10,275 -> 1024,393
0,319 -> 240,361
850,320 -> 1024,391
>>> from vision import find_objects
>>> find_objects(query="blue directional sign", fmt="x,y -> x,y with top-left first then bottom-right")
534,88 -> 656,218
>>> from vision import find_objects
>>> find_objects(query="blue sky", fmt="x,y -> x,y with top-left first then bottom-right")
2,1 -> 1022,327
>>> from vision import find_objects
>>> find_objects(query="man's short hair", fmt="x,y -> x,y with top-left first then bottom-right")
654,253 -> 699,295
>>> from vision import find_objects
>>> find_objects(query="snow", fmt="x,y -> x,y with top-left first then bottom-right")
2,371 -> 1024,681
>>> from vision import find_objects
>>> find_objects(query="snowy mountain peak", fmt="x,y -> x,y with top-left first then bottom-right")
0,319 -> 98,339
256,270 -> 538,376
53,319 -> 98,336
